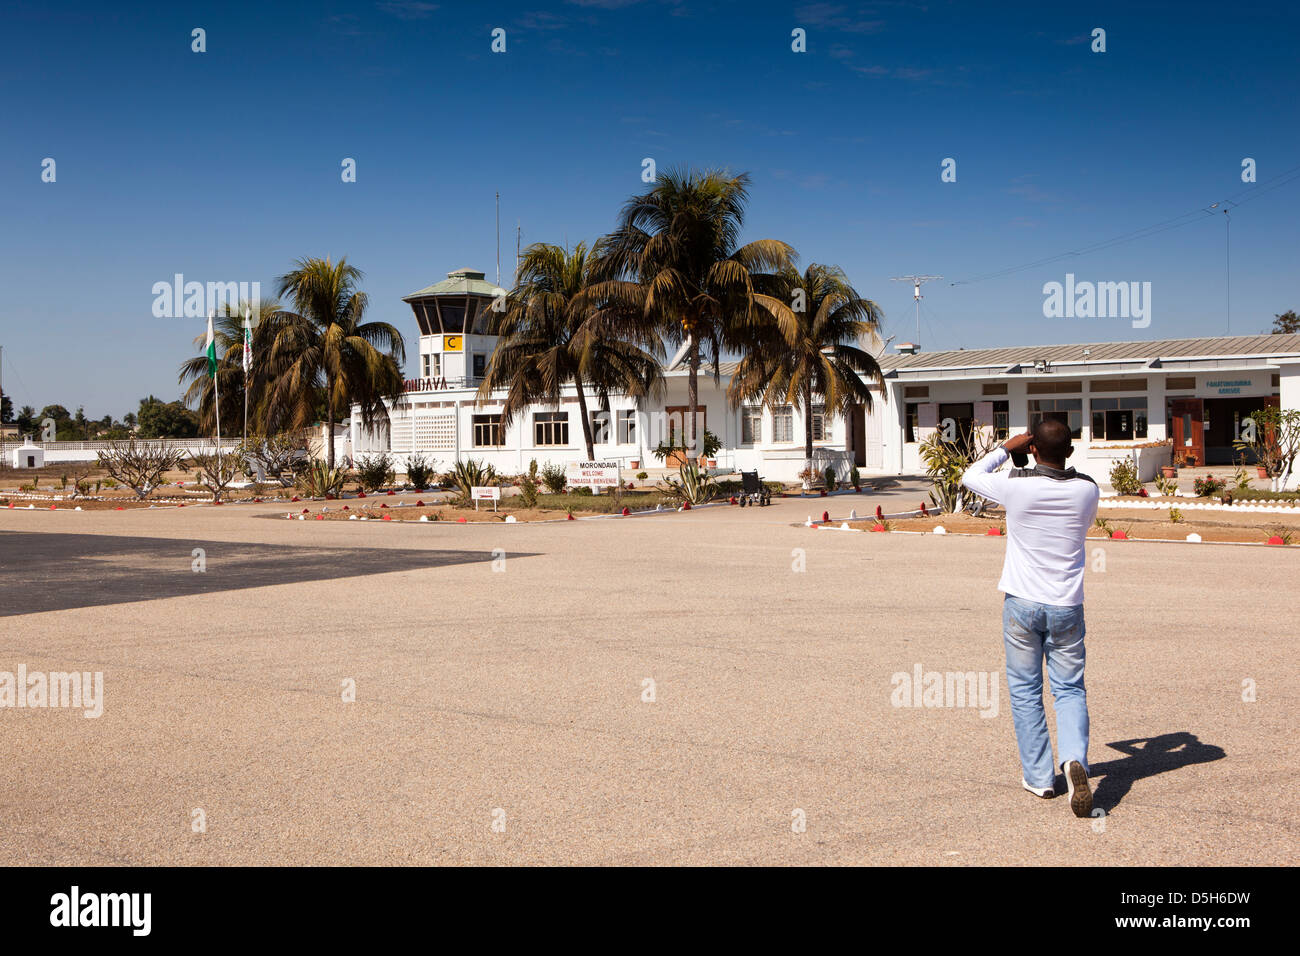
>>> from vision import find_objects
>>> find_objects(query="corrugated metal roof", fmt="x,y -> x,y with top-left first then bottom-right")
403,268 -> 503,300
876,333 -> 1300,372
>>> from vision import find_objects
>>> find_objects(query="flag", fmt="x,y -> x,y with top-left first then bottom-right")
242,316 -> 252,375
205,315 -> 217,379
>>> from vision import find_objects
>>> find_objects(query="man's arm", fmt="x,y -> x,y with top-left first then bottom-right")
961,432 -> 1030,505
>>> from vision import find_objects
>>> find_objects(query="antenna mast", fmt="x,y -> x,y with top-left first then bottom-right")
495,192 -> 500,287
890,274 -> 943,344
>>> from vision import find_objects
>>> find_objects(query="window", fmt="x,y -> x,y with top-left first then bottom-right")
421,353 -> 441,379
589,411 -> 612,444
992,400 -> 1009,440
905,403 -> 919,443
1091,378 -> 1147,393
534,411 -> 569,446
617,409 -> 637,444
811,405 -> 828,442
473,414 -> 504,447
472,353 -> 486,379
773,405 -> 794,443
1090,397 -> 1147,440
1027,380 -> 1083,395
1028,398 -> 1083,439
741,406 -> 762,444
439,301 -> 466,333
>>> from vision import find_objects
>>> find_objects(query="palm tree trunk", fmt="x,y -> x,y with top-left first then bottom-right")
804,382 -> 814,461
326,378 -> 336,472
688,338 -> 701,461
574,375 -> 595,460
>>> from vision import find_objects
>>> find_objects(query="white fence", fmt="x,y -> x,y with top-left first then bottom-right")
2,439 -> 240,464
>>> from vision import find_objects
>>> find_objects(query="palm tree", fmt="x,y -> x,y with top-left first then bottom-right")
179,299 -> 282,438
729,263 -> 885,466
478,241 -> 662,460
273,257 -> 406,470
594,168 -> 794,458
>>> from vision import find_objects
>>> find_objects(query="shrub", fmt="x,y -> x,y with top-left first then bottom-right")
97,439 -> 188,500
355,454 -> 396,493
519,459 -> 540,509
636,471 -> 648,481
1154,474 -> 1179,496
823,466 -> 838,492
1108,458 -> 1142,496
404,454 -> 436,490
297,461 -> 347,498
540,462 -> 567,494
849,465 -> 861,489
448,459 -> 498,502
919,429 -> 999,515
1267,524 -> 1295,545
238,434 -> 300,487
1168,507 -> 1183,523
187,449 -> 243,503
657,461 -> 720,504
1193,475 -> 1227,498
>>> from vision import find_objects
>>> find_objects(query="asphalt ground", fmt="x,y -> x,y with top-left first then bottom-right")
0,480 -> 1295,865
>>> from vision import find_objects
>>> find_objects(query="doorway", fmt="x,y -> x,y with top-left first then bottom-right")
1168,398 -> 1204,466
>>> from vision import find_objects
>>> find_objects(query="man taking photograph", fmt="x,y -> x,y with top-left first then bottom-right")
961,419 -> 1101,817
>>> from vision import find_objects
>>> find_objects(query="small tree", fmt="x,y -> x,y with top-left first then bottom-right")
187,448 -> 243,503
97,439 -> 187,500
355,453 -> 396,493
519,459 -> 540,508
404,454 -> 436,490
922,424 -> 999,515
1235,406 -> 1300,491
238,434 -> 301,487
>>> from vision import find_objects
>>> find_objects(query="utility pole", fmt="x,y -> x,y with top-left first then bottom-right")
890,275 -> 943,344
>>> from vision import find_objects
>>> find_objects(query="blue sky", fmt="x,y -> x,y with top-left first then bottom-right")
2,0 -> 1298,416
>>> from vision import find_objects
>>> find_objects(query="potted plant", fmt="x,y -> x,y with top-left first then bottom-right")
1159,440 -> 1177,479
629,459 -> 639,469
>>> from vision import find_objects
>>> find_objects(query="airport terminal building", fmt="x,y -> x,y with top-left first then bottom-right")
349,267 -> 1300,486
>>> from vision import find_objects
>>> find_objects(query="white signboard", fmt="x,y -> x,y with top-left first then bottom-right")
565,461 -> 620,488
471,485 -> 500,511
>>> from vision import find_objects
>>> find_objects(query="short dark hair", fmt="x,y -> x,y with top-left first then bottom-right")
1031,417 -> 1072,461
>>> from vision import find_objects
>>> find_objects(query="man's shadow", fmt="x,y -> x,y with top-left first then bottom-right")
1087,732 -> 1225,811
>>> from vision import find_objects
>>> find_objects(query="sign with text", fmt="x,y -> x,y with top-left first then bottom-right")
471,485 -> 500,511
565,461 -> 620,488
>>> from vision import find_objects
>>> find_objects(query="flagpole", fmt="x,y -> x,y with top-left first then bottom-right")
242,308 -> 250,447
210,310 -> 221,472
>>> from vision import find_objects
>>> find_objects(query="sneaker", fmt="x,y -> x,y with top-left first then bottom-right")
1062,760 -> 1093,817
1022,778 -> 1054,798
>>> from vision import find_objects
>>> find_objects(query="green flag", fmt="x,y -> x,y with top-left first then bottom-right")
205,315 -> 217,379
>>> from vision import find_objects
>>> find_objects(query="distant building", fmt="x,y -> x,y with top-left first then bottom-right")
351,267 -> 1300,487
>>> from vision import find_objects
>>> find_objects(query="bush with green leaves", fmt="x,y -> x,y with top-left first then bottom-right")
355,453 -> 396,493
519,459 -> 540,509
1193,474 -> 1227,498
1108,458 -> 1142,496
636,471 -> 648,481
919,428 -> 998,515
823,466 -> 838,492
1153,474 -> 1179,497
297,461 -> 347,498
448,458 -> 498,502
404,454 -> 436,490
540,462 -> 567,494
657,461 -> 720,504
652,428 -> 722,463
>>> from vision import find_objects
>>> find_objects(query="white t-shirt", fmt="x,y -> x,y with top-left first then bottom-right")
961,447 -> 1101,607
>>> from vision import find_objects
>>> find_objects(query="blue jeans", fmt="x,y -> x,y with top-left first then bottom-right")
1002,594 -> 1089,790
